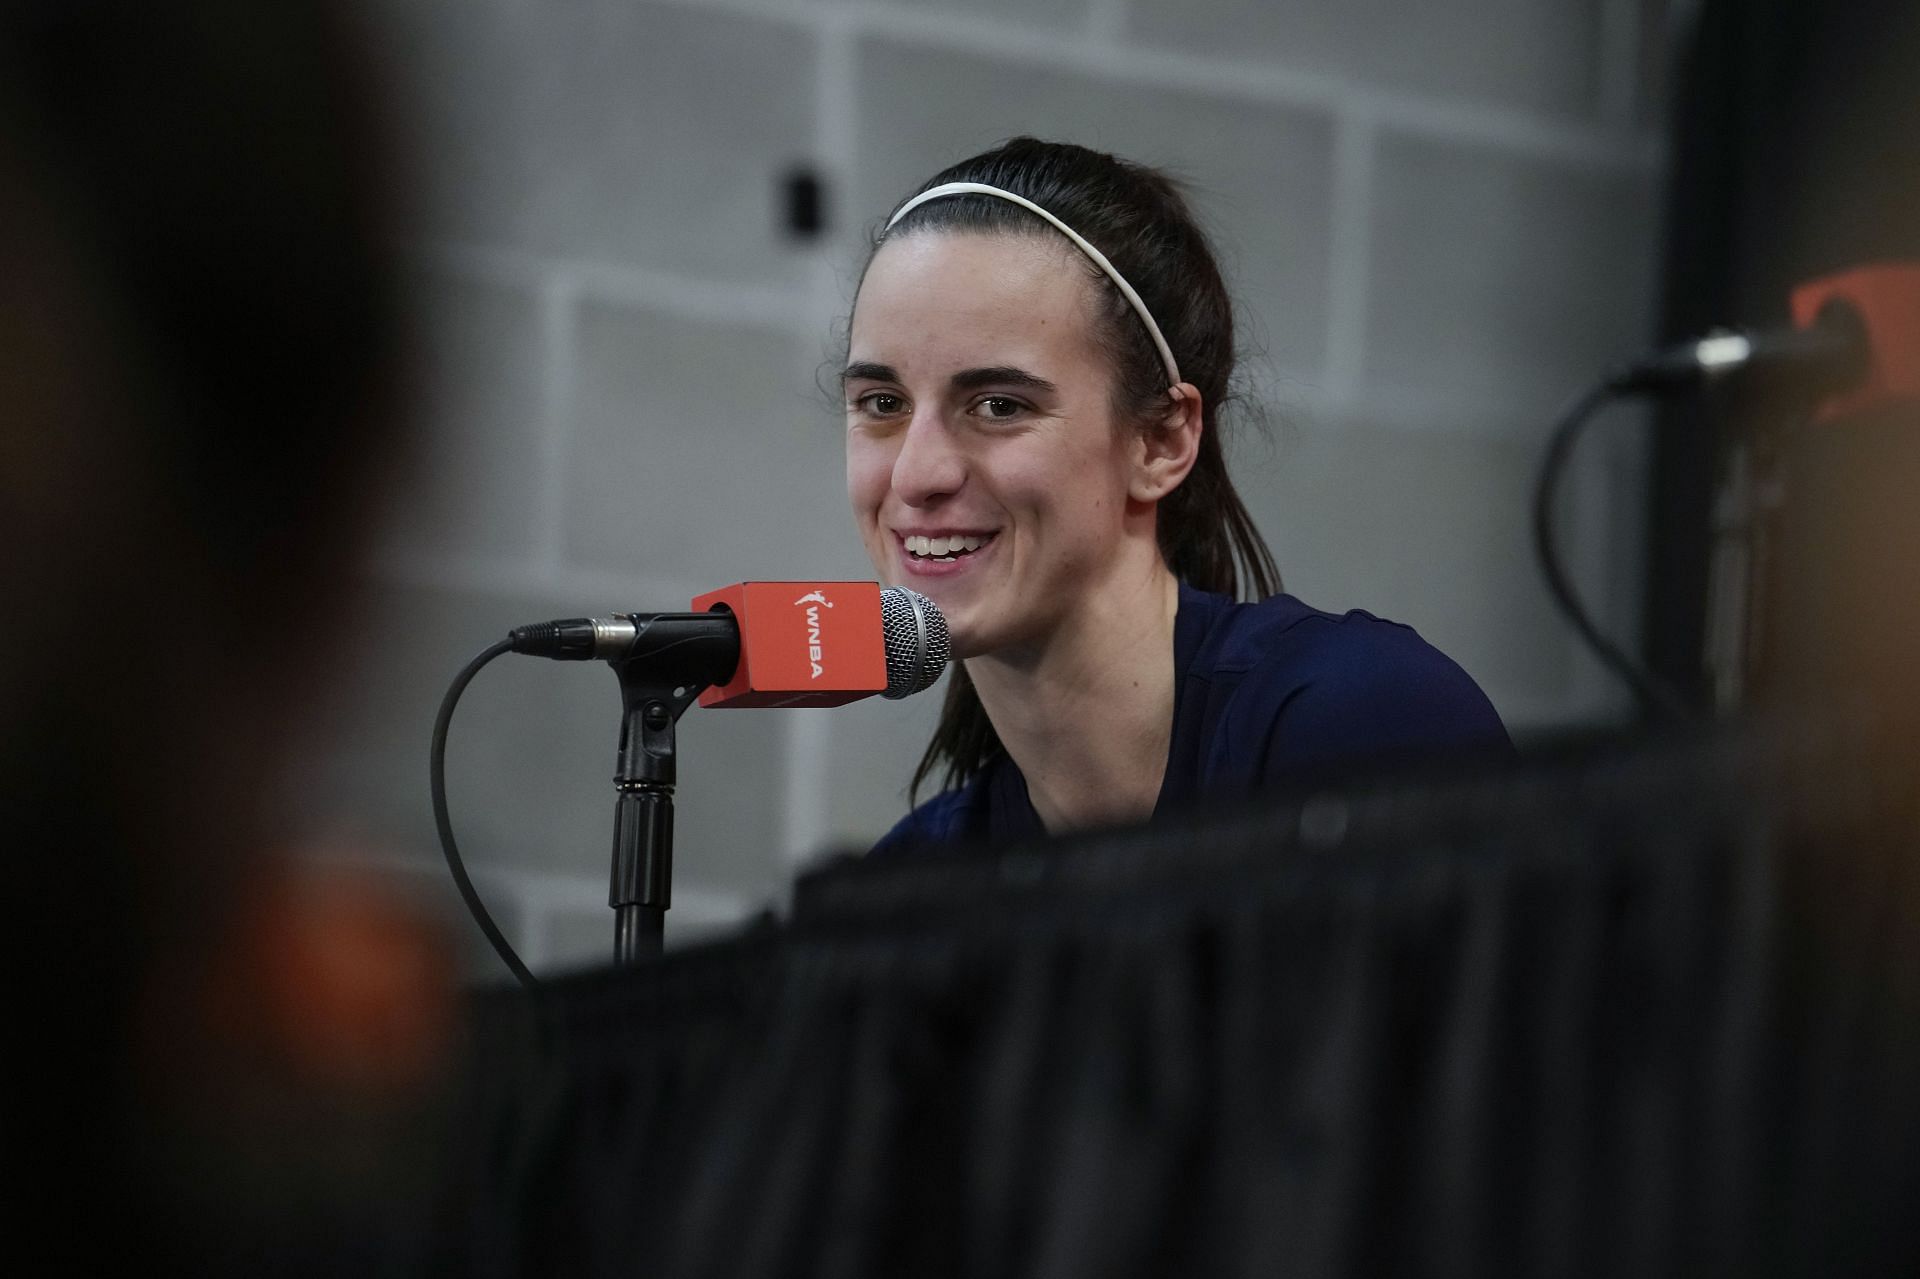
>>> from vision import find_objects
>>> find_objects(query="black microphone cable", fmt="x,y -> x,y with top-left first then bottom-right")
430,637 -> 538,988
1532,372 -> 1690,722
1532,301 -> 1867,722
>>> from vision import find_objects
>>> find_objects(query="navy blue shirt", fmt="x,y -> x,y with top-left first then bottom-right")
873,582 -> 1511,853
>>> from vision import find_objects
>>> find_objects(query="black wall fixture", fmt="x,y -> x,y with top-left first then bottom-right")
781,164 -> 826,242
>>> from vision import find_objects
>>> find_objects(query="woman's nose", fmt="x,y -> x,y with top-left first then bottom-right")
890,411 -> 966,506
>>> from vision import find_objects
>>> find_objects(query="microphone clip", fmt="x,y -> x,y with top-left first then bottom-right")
604,653 -> 712,966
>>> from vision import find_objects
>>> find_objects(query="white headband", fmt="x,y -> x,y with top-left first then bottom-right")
885,181 -> 1183,387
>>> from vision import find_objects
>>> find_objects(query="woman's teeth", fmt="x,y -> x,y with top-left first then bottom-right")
905,533 -> 990,561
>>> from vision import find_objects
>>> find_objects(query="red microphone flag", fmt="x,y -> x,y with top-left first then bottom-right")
690,582 -> 888,708
1791,262 -> 1920,422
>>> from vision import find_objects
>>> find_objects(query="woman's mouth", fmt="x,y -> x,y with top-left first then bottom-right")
890,530 -> 998,576
903,532 -> 995,563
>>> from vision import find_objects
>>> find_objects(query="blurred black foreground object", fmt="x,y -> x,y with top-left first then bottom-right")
429,722 -> 1920,1278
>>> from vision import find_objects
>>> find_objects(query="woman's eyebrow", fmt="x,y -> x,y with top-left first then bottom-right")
950,366 -> 1057,394
841,361 -> 897,384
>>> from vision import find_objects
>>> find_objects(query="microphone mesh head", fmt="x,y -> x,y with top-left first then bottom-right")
879,587 -> 950,699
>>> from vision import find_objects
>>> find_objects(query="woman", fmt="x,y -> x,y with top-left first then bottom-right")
844,138 -> 1509,851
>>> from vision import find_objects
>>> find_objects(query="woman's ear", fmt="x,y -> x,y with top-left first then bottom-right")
1129,382 -> 1203,503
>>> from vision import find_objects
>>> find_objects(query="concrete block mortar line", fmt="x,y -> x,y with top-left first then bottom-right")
635,0 -> 1660,169
556,258 -> 819,328
780,709 -> 836,869
328,843 -> 758,925
810,8 -> 862,337
497,865 -> 755,927
533,272 -> 575,573
479,865 -> 758,969
413,239 -> 817,329
790,17 -> 862,873
1226,378 -> 1641,450
814,8 -> 858,176
503,867 -> 760,968
367,544 -> 715,615
1321,110 -> 1378,405
1312,382 -> 1591,446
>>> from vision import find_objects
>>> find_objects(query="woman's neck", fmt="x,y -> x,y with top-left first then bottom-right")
966,559 -> 1182,833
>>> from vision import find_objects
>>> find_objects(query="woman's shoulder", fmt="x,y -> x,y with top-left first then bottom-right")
1183,585 -> 1466,683
868,772 -> 993,857
1179,583 -> 1512,772
1184,584 -> 1433,675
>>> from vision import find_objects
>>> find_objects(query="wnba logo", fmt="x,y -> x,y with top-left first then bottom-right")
794,590 -> 832,677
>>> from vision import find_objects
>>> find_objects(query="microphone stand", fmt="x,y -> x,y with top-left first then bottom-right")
603,615 -> 737,966
492,588 -> 941,973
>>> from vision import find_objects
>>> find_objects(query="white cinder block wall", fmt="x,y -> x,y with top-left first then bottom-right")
307,0 -> 1668,975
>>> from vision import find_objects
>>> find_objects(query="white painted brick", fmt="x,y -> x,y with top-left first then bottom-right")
1127,0 -> 1609,119
846,35 -> 1338,383
376,269 -> 546,561
377,0 -> 818,286
562,299 -> 871,583
1363,130 -> 1659,419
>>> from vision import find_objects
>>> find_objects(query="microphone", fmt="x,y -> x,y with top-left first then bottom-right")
1612,262 -> 1920,411
1615,295 -> 1871,395
506,582 -> 949,709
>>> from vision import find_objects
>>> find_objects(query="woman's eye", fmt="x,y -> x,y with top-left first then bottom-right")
974,396 -> 1024,420
854,392 -> 906,416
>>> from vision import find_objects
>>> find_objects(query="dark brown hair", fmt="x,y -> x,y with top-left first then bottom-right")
855,138 -> 1281,800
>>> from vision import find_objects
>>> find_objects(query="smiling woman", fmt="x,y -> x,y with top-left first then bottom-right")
844,138 -> 1512,850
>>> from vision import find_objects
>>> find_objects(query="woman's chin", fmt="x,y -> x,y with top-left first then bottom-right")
938,604 -> 995,662
891,577 -> 1004,661
943,616 -> 982,661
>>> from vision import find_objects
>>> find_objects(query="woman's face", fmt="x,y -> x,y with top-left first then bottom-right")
845,231 -> 1147,659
